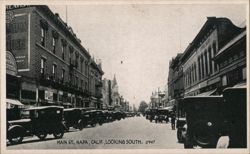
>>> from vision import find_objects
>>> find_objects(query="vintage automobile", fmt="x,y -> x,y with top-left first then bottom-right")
218,86 -> 246,148
148,109 -> 157,122
154,108 -> 169,123
7,106 -> 66,144
183,96 -> 225,148
63,108 -> 82,130
176,99 -> 187,143
77,110 -> 99,130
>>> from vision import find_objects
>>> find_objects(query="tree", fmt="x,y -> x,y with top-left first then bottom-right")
138,101 -> 148,113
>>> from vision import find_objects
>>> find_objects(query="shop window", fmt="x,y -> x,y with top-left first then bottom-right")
38,90 -> 45,99
53,93 -> 58,101
242,67 -> 246,80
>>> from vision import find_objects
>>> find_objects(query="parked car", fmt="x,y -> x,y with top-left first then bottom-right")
154,108 -> 169,123
183,96 -> 225,148
148,109 -> 157,122
176,99 -> 186,143
63,108 -> 82,130
7,106 -> 66,144
217,86 -> 246,148
77,110 -> 99,130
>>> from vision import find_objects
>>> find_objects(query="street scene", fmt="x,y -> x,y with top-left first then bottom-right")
7,116 -> 183,149
4,2 -> 248,151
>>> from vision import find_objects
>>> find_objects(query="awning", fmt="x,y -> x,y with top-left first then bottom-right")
196,89 -> 216,97
6,99 -> 24,106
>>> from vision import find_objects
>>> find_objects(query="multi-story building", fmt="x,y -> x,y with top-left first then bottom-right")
102,78 -> 112,109
167,53 -> 184,100
6,5 -> 103,108
181,17 -> 245,96
167,17 -> 246,100
89,59 -> 104,109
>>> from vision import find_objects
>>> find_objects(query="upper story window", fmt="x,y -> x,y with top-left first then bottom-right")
62,69 -> 65,81
62,46 -> 65,60
40,19 -> 48,47
52,64 -> 57,78
41,57 -> 46,75
52,38 -> 56,54
41,28 -> 46,47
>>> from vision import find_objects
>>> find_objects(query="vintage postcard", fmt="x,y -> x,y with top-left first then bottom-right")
1,0 -> 249,154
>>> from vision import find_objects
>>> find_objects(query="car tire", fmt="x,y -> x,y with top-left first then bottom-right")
53,131 -> 64,139
177,128 -> 184,143
184,134 -> 194,149
37,133 -> 47,140
91,123 -> 96,127
8,136 -> 23,144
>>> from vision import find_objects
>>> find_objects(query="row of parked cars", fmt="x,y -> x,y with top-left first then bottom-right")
175,86 -> 246,148
7,107 -> 130,145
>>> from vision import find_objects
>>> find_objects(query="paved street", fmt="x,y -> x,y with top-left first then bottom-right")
7,116 -> 183,149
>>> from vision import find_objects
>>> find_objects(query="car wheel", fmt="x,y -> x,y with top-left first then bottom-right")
53,131 -> 64,139
177,128 -> 184,143
99,122 -> 103,126
91,123 -> 96,127
8,136 -> 23,144
184,134 -> 194,149
37,133 -> 47,140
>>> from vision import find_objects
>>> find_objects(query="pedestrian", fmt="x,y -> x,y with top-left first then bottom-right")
171,114 -> 176,130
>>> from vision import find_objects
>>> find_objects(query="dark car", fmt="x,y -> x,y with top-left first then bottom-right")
148,109 -> 157,122
155,109 -> 169,123
63,108 -> 82,130
78,110 -> 99,130
183,96 -> 225,148
219,86 -> 246,148
7,106 -> 66,144
176,99 -> 186,143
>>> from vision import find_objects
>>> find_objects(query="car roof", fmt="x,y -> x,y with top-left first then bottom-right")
25,106 -> 64,111
182,96 -> 223,104
64,108 -> 81,111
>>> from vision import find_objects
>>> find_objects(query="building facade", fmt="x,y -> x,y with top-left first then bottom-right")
167,17 -> 246,100
6,5 -> 103,108
181,17 -> 245,96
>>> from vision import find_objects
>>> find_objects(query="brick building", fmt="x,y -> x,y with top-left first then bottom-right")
167,17 -> 246,100
6,5 -> 103,108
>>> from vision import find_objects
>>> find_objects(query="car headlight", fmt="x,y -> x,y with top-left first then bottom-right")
207,122 -> 212,127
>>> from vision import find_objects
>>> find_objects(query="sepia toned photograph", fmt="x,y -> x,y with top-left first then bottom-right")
1,0 -> 249,153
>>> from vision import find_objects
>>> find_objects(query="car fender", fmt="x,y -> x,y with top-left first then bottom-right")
7,125 -> 26,138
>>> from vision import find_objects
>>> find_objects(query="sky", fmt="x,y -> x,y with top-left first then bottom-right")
48,3 -> 246,108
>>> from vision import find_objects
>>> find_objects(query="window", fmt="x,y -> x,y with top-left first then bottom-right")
85,62 -> 88,75
81,80 -> 83,89
61,69 -> 65,81
76,76 -> 79,87
208,47 -> 212,74
198,56 -> 201,80
204,51 -> 208,77
80,60 -> 83,73
41,28 -> 46,47
222,75 -> 227,86
62,46 -> 65,60
213,42 -> 217,72
85,81 -> 88,90
41,58 -> 46,74
52,38 -> 56,54
52,64 -> 57,78
201,54 -> 204,79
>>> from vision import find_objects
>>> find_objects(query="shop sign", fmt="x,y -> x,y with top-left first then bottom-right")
45,90 -> 53,101
6,51 -> 17,76
6,12 -> 30,71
